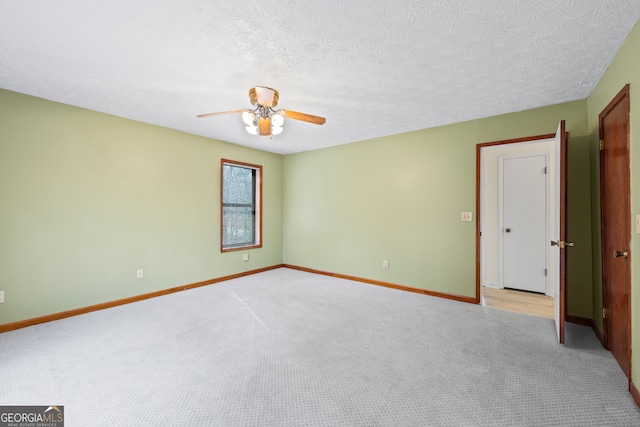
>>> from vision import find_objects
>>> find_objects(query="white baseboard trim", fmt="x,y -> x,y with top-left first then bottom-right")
482,282 -> 501,289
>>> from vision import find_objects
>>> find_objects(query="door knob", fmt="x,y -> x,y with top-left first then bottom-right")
505,228 -> 511,233
551,240 -> 574,249
614,250 -> 629,259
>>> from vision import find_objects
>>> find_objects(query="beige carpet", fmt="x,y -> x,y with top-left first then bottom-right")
1,268 -> 638,426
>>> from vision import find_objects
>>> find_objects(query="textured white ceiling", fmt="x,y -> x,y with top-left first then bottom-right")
1,1 -> 639,154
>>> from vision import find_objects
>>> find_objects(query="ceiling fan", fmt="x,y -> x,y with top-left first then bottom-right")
197,86 -> 326,137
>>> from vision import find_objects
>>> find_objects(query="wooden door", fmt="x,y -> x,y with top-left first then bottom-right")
600,84 -> 631,378
552,120 -> 568,344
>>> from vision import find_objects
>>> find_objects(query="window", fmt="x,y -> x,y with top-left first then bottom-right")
221,159 -> 262,251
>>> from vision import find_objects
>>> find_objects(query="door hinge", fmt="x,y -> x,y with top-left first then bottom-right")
544,166 -> 547,174
599,139 -> 604,151
603,307 -> 608,319
544,269 -> 547,276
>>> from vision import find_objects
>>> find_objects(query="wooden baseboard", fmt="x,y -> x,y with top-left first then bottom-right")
0,264 -> 285,334
630,381 -> 640,409
283,264 -> 478,304
565,314 -> 593,326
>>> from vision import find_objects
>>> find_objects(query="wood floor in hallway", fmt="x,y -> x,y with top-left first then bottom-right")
481,286 -> 554,319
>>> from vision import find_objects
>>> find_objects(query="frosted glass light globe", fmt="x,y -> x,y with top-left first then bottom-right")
242,110 -> 255,126
271,112 -> 284,127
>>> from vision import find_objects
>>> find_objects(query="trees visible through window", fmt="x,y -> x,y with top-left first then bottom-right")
221,159 -> 262,251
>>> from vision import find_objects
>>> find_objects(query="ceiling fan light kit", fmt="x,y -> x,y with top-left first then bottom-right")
243,103 -> 285,136
198,86 -> 326,138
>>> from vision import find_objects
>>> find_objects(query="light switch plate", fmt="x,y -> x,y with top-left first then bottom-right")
461,212 -> 473,222
0,291 -> 4,303
636,214 -> 640,234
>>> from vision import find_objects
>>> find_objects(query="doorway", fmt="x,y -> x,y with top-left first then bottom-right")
599,84 -> 631,379
477,124 -> 568,342
478,137 -> 556,297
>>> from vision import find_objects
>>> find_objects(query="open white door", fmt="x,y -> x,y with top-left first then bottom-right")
552,120 -> 569,344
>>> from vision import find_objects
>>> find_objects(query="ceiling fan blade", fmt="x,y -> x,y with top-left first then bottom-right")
196,109 -> 244,118
282,110 -> 326,125
258,117 -> 271,136
251,86 -> 279,107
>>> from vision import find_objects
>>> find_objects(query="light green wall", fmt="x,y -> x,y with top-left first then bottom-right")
0,89 -> 283,325
283,100 -> 592,307
587,20 -> 640,381
284,121 -> 479,297
567,134 -> 595,318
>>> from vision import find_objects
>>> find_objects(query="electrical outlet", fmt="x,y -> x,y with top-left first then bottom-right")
636,214 -> 640,234
137,269 -> 144,279
461,212 -> 473,221
0,291 -> 4,303
242,253 -> 249,262
383,260 -> 389,269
